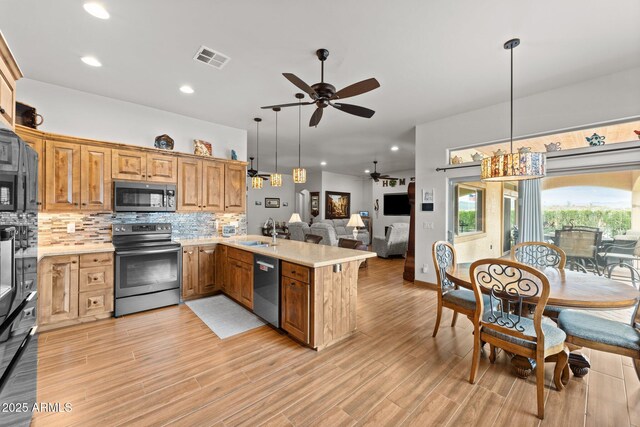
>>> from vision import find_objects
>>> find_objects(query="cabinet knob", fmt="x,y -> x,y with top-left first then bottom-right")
0,107 -> 5,114
93,259 -> 98,262
71,260 -> 77,264
82,203 -> 87,206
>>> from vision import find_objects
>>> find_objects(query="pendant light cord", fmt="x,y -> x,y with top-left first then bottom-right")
275,110 -> 278,173
256,120 -> 259,171
298,100 -> 302,168
510,44 -> 514,154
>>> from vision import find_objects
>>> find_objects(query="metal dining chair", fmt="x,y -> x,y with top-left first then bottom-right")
468,258 -> 569,420
304,234 -> 323,244
431,241 -> 493,337
557,300 -> 640,381
511,241 -> 567,320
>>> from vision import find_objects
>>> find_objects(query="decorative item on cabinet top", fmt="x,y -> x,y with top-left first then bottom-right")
471,152 -> 484,161
545,142 -> 562,152
586,133 -> 605,146
15,102 -> 44,129
194,139 -> 212,157
154,134 -> 174,150
634,130 -> 640,140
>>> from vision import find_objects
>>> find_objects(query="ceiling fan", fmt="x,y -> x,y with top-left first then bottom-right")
261,48 -> 380,127
247,156 -> 269,180
369,161 -> 399,182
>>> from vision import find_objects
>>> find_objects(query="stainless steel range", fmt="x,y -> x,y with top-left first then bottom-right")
113,223 -> 181,317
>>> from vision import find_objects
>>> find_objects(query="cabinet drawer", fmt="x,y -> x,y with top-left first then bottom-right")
80,252 -> 113,268
281,261 -> 310,283
79,265 -> 114,291
79,288 -> 114,318
227,247 -> 253,265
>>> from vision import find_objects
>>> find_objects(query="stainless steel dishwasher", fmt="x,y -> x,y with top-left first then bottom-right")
253,254 -> 280,328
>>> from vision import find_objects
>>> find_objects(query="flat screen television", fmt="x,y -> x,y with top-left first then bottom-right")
383,193 -> 410,216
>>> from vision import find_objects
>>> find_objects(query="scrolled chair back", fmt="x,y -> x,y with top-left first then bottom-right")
432,241 -> 456,295
470,258 -> 551,344
511,241 -> 566,269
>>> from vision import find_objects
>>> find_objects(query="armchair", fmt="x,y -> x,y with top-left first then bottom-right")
372,223 -> 409,258
288,222 -> 310,242
308,223 -> 338,246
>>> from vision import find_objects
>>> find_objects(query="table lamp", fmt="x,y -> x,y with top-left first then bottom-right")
347,213 -> 365,239
288,213 -> 302,223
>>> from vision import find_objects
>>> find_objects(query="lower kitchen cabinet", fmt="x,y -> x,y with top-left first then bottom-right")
38,252 -> 114,330
181,244 -> 218,300
281,271 -> 310,344
226,248 -> 254,309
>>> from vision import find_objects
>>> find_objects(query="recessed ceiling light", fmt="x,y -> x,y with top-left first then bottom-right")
391,145 -> 399,151
83,2 -> 110,19
81,56 -> 102,67
364,169 -> 370,173
179,85 -> 194,94
320,161 -> 327,166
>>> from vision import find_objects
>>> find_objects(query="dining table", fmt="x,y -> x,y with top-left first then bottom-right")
446,263 -> 640,380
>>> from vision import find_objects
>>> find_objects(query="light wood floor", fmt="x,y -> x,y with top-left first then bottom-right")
34,257 -> 639,427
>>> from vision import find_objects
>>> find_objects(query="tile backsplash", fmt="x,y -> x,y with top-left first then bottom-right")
38,212 -> 247,246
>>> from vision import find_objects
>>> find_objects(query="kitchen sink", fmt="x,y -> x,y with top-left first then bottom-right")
238,241 -> 270,248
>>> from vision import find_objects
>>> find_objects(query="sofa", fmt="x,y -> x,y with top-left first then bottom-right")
308,223 -> 338,246
288,222 -> 310,242
372,223 -> 409,258
315,219 -> 370,245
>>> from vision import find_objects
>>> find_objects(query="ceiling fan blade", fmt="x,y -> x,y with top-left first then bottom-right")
332,103 -> 375,118
283,73 -> 318,99
333,78 -> 380,100
309,107 -> 323,127
261,101 -> 314,109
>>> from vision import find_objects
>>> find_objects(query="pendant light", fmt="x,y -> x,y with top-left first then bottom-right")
270,107 -> 283,187
481,39 -> 545,181
292,93 -> 307,184
251,118 -> 264,189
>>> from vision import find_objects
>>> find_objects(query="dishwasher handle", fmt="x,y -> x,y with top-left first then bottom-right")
256,260 -> 275,270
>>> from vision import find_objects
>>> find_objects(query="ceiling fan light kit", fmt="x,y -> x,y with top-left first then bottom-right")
262,49 -> 380,127
270,107 -> 283,187
481,39 -> 546,181
293,93 -> 307,184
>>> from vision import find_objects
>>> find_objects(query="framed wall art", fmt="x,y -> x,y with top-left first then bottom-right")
325,191 -> 350,219
265,198 -> 280,208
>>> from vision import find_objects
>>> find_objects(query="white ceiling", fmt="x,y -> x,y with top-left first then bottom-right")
2,0 -> 639,176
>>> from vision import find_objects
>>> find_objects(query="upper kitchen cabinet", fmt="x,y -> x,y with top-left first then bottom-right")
16,126 -> 44,210
202,160 -> 225,212
0,32 -> 23,130
45,138 -> 112,212
224,163 -> 246,213
178,158 -> 227,212
112,149 -> 178,183
112,149 -> 146,181
45,140 -> 81,210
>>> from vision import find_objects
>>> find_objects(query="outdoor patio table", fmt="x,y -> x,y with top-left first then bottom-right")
446,263 -> 639,380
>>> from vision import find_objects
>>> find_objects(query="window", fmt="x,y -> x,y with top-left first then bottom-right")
455,184 -> 485,235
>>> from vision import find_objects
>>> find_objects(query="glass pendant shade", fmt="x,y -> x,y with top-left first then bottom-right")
292,167 -> 307,184
481,152 -> 545,181
270,173 -> 282,187
251,176 -> 264,189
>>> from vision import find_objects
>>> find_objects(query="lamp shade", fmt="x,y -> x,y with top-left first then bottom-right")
251,176 -> 264,189
288,213 -> 302,223
270,173 -> 282,187
480,152 -> 545,181
347,213 -> 365,228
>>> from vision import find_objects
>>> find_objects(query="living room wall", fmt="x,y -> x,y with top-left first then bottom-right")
320,172 -> 369,221
247,172 -> 295,235
370,169 -> 414,238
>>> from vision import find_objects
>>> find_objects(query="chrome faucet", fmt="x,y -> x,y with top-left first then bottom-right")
266,217 -> 277,244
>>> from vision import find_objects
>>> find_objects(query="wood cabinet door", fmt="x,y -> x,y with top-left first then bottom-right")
215,244 -> 227,292
202,160 -> 225,212
224,163 -> 246,213
282,277 -> 309,344
0,62 -> 15,129
238,261 -> 254,309
16,130 -> 44,211
45,140 -> 81,211
198,245 -> 217,295
146,152 -> 177,183
112,149 -> 147,181
227,260 -> 243,301
177,158 -> 202,211
81,145 -> 112,211
39,256 -> 79,325
181,247 -> 198,299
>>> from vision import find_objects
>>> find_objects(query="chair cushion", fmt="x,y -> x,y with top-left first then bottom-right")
482,313 -> 566,350
443,289 -> 492,311
544,305 -> 566,315
557,310 -> 640,352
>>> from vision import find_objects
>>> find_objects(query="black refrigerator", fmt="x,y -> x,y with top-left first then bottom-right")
0,128 -> 38,427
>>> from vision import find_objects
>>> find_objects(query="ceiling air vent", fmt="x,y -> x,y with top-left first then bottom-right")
193,45 -> 230,69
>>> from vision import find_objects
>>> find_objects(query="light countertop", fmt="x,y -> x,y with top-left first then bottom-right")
37,235 -> 376,268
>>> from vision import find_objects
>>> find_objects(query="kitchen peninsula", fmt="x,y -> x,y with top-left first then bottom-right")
38,236 -> 375,350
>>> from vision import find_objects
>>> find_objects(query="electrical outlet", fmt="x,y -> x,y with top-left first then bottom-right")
422,264 -> 429,273
423,222 -> 434,229
67,223 -> 75,233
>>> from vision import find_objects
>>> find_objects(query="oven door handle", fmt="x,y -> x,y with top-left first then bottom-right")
116,247 -> 181,256
0,325 -> 37,395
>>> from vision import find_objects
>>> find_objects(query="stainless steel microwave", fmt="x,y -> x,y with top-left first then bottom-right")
113,181 -> 176,212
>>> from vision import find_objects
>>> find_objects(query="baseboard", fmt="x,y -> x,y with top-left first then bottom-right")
414,280 -> 437,291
